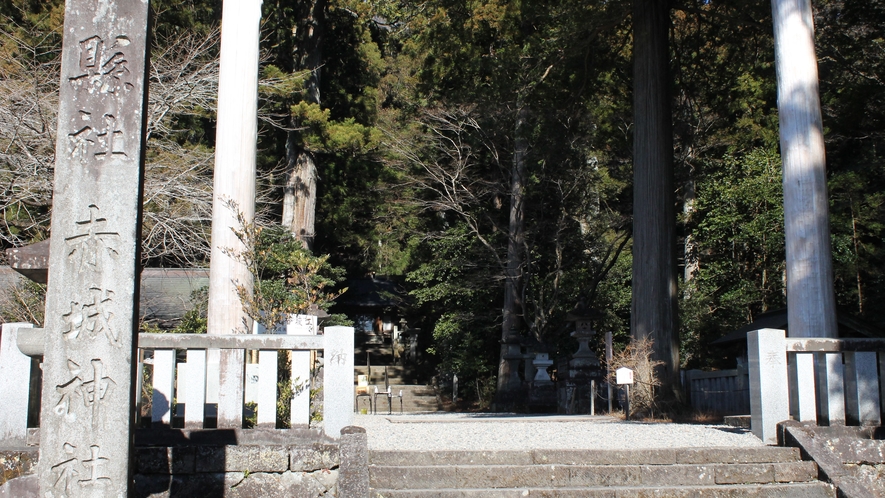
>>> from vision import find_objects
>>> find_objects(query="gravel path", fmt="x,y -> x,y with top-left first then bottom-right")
353,413 -> 765,451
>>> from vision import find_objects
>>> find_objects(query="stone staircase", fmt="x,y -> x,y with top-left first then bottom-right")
368,447 -> 835,497
354,365 -> 441,413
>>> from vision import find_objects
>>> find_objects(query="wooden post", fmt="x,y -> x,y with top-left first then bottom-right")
771,0 -> 838,339
207,0 -> 262,428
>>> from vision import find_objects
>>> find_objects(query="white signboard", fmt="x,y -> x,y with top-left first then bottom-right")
616,367 -> 634,385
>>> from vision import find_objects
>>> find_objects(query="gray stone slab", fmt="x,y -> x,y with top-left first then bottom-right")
713,463 -> 775,484
134,447 -> 195,475
0,323 -> 33,446
533,449 -> 676,465
567,465 -> 642,487
370,450 -> 532,467
369,465 -> 457,490
339,426 -> 368,498
639,464 -> 715,486
454,465 -> 569,488
290,443 -> 340,472
773,460 -> 818,483
38,0 -> 151,496
132,472 -> 236,498
194,445 -> 289,473
675,447 -> 799,464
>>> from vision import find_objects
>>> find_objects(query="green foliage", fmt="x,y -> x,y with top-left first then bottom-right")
681,147 -> 785,368
224,203 -> 347,329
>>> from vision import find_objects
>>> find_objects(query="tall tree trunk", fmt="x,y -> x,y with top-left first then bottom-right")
771,0 -> 837,338
632,0 -> 679,390
496,106 -> 528,399
282,0 -> 325,249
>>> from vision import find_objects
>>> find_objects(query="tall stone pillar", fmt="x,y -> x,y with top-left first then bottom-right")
771,0 -> 838,338
206,0 -> 263,427
37,0 -> 150,495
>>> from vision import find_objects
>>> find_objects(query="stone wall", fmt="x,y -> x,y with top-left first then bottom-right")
134,443 -> 340,497
0,427 -> 370,498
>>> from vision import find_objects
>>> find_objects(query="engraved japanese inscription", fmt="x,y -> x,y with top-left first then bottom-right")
38,1 -> 150,495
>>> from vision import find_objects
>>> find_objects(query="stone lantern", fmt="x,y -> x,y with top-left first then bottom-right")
568,305 -> 602,371
560,299 -> 605,413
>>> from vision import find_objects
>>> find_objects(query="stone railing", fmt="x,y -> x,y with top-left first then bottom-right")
748,328 -> 885,444
0,323 -> 355,444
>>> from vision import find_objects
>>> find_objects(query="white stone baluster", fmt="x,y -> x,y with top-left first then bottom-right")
257,350 -> 279,428
183,349 -> 208,428
0,323 -> 34,445
152,349 -> 177,427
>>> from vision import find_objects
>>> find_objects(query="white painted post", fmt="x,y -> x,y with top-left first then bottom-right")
748,329 -> 790,444
257,350 -> 278,428
0,323 -> 33,446
152,350 -> 177,426
793,352 -> 817,422
183,350 -> 207,428
323,326 -> 355,438
844,352 -> 881,426
816,352 -> 845,426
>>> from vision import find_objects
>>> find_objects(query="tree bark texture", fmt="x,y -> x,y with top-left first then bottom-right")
496,106 -> 528,398
282,0 -> 326,250
207,0 -> 262,337
771,0 -> 838,338
631,0 -> 679,385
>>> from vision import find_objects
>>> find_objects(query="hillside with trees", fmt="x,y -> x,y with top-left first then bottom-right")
1,0 -> 884,405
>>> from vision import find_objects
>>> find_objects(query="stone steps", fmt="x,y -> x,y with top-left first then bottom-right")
368,483 -> 834,497
369,448 -> 835,497
363,385 -> 441,413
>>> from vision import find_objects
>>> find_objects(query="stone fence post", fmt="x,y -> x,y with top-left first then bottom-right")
323,326 -> 355,439
338,426 -> 369,498
748,329 -> 789,444
0,323 -> 33,446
